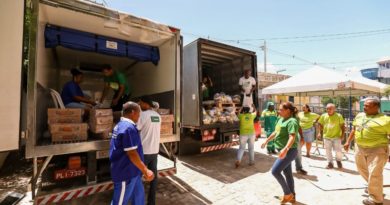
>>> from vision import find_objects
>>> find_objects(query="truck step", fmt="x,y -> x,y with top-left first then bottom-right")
200,141 -> 239,153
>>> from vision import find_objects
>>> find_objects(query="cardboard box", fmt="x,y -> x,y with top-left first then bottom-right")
161,114 -> 174,123
90,109 -> 113,117
49,123 -> 88,142
89,123 -> 113,133
161,122 -> 173,135
89,116 -> 113,125
157,108 -> 170,115
48,109 -> 83,123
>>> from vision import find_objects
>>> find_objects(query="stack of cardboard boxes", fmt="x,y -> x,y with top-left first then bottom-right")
89,109 -> 113,139
48,108 -> 88,143
158,109 -> 174,135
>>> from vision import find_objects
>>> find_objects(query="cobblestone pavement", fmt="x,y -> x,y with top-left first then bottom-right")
14,138 -> 390,205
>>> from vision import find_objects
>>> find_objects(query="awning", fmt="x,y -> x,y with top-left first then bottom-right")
45,24 -> 160,65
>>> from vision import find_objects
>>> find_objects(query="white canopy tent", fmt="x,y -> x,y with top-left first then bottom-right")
262,66 -> 387,97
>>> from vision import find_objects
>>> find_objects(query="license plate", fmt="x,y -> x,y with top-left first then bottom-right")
54,168 -> 86,180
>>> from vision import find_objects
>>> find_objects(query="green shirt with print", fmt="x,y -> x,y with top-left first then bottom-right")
274,117 -> 299,149
104,70 -> 130,95
318,113 -> 344,139
353,112 -> 390,148
298,112 -> 319,130
239,113 -> 256,135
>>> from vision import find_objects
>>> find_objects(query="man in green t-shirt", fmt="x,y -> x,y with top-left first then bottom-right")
235,106 -> 257,168
317,103 -> 345,169
101,64 -> 131,111
261,102 -> 278,154
344,98 -> 390,205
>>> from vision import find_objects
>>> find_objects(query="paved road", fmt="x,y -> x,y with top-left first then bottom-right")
12,138 -> 390,204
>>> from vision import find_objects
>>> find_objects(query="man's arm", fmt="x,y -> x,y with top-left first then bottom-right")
317,123 -> 323,139
343,127 -> 355,152
340,123 -> 346,140
126,150 -> 154,181
100,83 -> 110,103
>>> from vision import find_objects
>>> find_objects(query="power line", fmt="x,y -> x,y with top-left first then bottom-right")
223,28 -> 390,42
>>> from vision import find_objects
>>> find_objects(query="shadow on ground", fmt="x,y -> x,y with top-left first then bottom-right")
179,148 -> 275,184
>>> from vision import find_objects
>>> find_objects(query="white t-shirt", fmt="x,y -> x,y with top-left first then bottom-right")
239,76 -> 256,94
137,110 -> 161,154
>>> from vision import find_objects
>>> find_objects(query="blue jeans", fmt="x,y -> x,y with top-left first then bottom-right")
271,148 -> 298,195
237,134 -> 255,163
65,102 -> 86,109
111,175 -> 144,205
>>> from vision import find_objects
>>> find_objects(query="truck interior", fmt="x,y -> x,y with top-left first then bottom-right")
33,1 -> 179,148
200,42 -> 256,100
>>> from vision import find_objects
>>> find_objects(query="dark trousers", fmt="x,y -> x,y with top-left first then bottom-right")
271,148 -> 298,195
144,154 -> 158,205
111,93 -> 130,111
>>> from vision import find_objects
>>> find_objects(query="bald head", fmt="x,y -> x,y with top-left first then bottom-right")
363,98 -> 380,115
326,103 -> 336,115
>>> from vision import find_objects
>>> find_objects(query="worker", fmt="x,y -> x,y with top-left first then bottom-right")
261,102 -> 278,154
344,98 -> 390,205
201,76 -> 213,101
137,96 -> 161,205
101,64 -> 131,111
261,101 -> 299,204
239,69 -> 256,108
297,104 -> 320,158
235,105 -> 258,168
109,101 -> 154,205
61,68 -> 96,109
317,103 -> 345,169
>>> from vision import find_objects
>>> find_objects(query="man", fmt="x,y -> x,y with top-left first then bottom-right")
101,64 -> 131,111
109,101 -> 154,205
261,102 -> 278,154
317,103 -> 345,169
344,98 -> 390,205
239,69 -> 256,108
137,96 -> 161,205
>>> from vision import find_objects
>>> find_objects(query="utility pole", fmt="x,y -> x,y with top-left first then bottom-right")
261,40 -> 267,73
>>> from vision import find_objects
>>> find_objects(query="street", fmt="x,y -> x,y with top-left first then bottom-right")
13,137 -> 390,205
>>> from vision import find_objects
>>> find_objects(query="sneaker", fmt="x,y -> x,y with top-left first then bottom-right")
297,169 -> 308,175
362,199 -> 383,205
249,162 -> 255,166
272,150 -> 278,154
336,161 -> 343,168
326,162 -> 334,169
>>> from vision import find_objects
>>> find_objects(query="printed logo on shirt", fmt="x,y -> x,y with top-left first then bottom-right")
151,116 -> 160,123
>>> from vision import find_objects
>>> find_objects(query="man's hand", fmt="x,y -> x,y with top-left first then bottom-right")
317,133 -> 322,140
279,148 -> 288,159
111,98 -> 119,106
343,142 -> 350,152
143,169 -> 154,182
261,142 -> 267,149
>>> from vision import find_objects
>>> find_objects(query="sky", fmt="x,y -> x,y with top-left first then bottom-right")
102,0 -> 390,75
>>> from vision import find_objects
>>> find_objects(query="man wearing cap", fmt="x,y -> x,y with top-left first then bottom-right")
344,98 -> 390,205
261,102 -> 278,154
137,96 -> 161,205
109,101 -> 154,205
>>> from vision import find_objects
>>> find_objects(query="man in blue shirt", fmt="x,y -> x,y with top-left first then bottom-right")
61,68 -> 96,108
109,101 -> 154,205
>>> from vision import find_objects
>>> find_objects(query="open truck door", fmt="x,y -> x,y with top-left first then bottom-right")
0,1 -> 24,153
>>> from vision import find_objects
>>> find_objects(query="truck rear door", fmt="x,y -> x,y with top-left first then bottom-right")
0,0 -> 25,151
